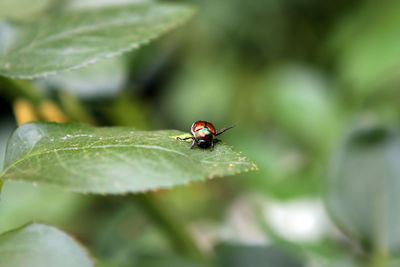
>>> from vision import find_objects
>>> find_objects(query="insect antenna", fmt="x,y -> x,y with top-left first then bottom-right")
216,125 -> 235,136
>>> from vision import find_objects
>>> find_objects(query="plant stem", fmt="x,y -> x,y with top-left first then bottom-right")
133,193 -> 205,260
13,99 -> 40,125
0,179 -> 4,195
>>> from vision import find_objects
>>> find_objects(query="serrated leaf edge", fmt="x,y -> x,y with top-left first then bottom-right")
0,6 -> 196,79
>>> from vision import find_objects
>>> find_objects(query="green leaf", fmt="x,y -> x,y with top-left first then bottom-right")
0,122 -> 257,194
326,125 -> 400,255
0,181 -> 90,233
251,64 -> 342,154
0,118 -> 16,193
0,0 -> 52,20
216,243 -> 304,267
0,1 -> 195,79
132,254 -> 212,267
0,118 -> 15,172
328,0 -> 400,94
36,57 -> 126,99
0,223 -> 93,267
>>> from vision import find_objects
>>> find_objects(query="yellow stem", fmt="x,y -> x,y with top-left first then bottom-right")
13,99 -> 39,125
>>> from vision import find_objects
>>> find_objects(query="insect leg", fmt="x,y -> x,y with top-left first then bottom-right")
177,136 -> 194,141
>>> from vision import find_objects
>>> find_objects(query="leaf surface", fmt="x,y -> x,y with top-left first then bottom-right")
0,1 -> 194,78
0,0 -> 52,20
0,223 -> 93,267
36,57 -> 126,98
326,125 -> 400,254
0,122 -> 257,194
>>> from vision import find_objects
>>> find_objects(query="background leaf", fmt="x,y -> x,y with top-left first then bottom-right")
35,57 -> 127,99
0,181 -> 92,235
328,0 -> 400,95
0,223 -> 93,267
325,125 -> 400,255
0,122 -> 257,194
216,243 -> 304,267
0,118 -> 15,172
0,0 -> 52,20
0,1 -> 194,78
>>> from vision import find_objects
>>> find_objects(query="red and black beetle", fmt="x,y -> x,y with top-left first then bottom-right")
176,120 -> 235,151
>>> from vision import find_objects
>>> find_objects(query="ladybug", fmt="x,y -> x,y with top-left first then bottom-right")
177,121 -> 235,151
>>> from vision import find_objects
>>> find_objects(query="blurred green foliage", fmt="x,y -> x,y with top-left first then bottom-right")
1,0 -> 400,266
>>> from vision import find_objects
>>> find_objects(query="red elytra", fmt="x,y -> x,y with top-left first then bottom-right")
191,121 -> 216,135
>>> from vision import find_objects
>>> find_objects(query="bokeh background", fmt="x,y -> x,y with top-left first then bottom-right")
1,0 -> 400,266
